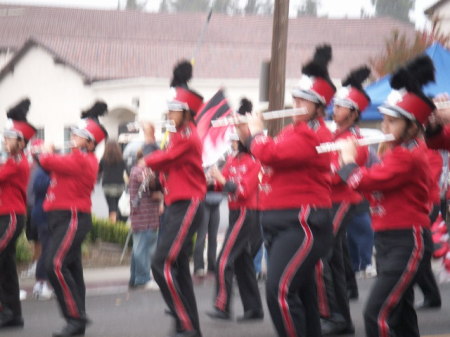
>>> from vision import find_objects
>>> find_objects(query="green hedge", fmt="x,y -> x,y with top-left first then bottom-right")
88,217 -> 130,246
16,217 -> 130,265
16,232 -> 33,264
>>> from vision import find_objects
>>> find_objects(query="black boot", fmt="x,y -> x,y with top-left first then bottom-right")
0,308 -> 23,329
237,308 -> 264,322
205,307 -> 231,320
52,319 -> 86,337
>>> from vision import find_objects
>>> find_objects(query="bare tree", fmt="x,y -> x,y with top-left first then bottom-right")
297,0 -> 319,17
125,0 -> 148,10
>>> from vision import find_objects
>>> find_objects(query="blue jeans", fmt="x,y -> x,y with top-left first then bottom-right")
346,211 -> 374,271
130,229 -> 158,286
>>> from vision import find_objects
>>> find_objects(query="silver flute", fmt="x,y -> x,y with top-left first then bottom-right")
210,108 -> 307,127
434,101 -> 450,109
315,134 -> 395,154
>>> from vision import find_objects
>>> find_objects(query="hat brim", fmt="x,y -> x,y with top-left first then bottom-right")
334,98 -> 358,111
3,129 -> 22,139
378,104 -> 415,121
167,100 -> 189,112
291,88 -> 324,105
71,127 -> 94,141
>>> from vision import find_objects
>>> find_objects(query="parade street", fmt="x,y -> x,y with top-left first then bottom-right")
8,276 -> 450,337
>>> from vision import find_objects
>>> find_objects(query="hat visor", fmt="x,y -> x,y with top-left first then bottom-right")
291,88 -> 324,105
71,127 -> 94,141
378,105 -> 415,121
167,100 -> 188,112
334,98 -> 358,111
2,129 -> 22,139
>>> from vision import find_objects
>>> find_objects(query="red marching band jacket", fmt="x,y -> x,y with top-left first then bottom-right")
39,149 -> 99,213
427,125 -> 450,151
215,152 -> 261,210
426,148 -> 443,207
144,121 -> 206,205
250,118 -> 333,210
342,139 -> 431,232
330,126 -> 368,204
0,153 -> 29,215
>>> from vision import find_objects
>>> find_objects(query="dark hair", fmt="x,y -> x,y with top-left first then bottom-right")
237,140 -> 249,154
101,140 -> 123,165
136,149 -> 144,161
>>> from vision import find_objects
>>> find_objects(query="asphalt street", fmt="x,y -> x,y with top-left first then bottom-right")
7,277 -> 450,337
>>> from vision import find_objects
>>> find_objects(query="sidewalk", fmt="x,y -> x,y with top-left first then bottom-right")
20,265 -> 131,299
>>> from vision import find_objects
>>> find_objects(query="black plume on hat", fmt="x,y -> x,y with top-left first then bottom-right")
390,55 -> 435,107
390,55 -> 435,93
81,101 -> 108,121
170,60 -> 192,88
342,66 -> 371,91
7,98 -> 30,121
237,98 -> 253,115
302,44 -> 333,81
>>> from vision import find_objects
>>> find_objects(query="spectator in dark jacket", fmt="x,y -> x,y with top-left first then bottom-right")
99,140 -> 127,223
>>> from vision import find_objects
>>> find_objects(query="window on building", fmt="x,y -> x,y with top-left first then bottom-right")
35,127 -> 45,140
64,126 -> 74,153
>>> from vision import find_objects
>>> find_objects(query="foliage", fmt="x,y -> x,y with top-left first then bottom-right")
371,0 -> 413,23
16,232 -> 33,264
125,0 -> 148,10
297,0 -> 319,17
88,216 -> 130,246
369,23 -> 450,78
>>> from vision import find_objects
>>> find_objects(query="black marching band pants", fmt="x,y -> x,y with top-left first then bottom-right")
214,208 -> 263,314
364,226 -> 427,337
414,204 -> 441,306
0,213 -> 24,320
317,202 -> 354,325
262,206 -> 333,337
46,210 -> 92,323
151,199 -> 205,334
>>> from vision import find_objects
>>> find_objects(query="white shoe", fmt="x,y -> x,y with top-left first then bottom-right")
364,265 -> 377,278
38,283 -> 53,300
145,280 -> 159,291
33,281 -> 43,298
19,290 -> 27,301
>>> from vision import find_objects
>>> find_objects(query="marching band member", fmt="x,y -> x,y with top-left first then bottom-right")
338,55 -> 435,337
206,98 -> 264,322
0,99 -> 36,330
319,66 -> 371,335
237,45 -> 335,337
143,60 -> 206,337
36,102 -> 108,337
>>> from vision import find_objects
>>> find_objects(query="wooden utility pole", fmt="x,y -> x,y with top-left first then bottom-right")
267,0 -> 289,137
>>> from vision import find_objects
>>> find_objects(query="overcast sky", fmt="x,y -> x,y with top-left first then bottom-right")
0,0 -> 437,29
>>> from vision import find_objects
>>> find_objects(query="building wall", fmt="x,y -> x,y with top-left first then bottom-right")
0,45 -> 93,149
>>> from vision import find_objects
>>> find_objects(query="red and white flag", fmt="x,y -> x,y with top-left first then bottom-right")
196,89 -> 233,167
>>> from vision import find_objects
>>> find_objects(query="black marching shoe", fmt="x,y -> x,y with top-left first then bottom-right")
416,299 -> 442,310
0,309 -> 23,329
52,319 -> 86,337
321,319 -> 355,336
206,307 -> 231,320
237,309 -> 264,322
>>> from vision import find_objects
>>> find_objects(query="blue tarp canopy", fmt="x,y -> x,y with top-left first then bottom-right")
362,43 -> 450,121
